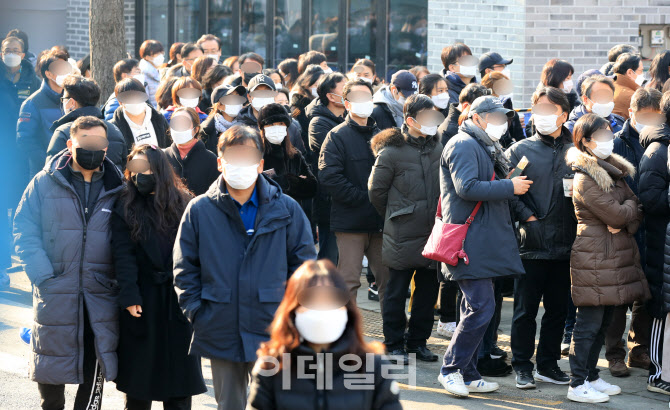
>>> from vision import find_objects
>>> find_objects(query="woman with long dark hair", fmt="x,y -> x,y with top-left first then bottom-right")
290,64 -> 325,150
112,144 -> 206,409
646,50 -> 670,92
247,260 -> 402,410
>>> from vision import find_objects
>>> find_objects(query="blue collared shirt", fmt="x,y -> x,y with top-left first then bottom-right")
230,187 -> 258,236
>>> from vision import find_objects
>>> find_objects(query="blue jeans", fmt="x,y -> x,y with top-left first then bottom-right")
478,279 -> 503,359
441,278 -> 495,382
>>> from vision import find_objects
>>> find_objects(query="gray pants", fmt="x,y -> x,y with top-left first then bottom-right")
210,358 -> 254,410
335,232 -> 389,308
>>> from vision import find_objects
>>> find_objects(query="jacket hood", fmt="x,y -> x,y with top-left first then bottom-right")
371,127 -> 404,156
235,104 -> 258,127
310,101 -> 345,123
51,106 -> 103,131
305,97 -> 321,120
639,123 -> 670,149
566,147 -> 636,193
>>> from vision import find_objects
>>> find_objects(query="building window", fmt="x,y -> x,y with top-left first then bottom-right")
240,0 -> 267,57
309,0 -> 339,66
144,0 -> 169,49
347,0 -> 377,71
274,0 -> 303,67
387,0 -> 427,77
175,0 -> 203,43
208,0 -> 234,56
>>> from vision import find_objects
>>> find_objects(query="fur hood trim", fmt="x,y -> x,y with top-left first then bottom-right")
371,127 -> 405,156
566,147 -> 635,193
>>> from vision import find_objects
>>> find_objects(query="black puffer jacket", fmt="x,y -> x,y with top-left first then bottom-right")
319,115 -> 382,233
506,129 -> 577,260
46,106 -> 128,170
247,340 -> 402,410
263,143 -> 317,200
437,103 -> 461,147
308,103 -> 346,225
234,104 -> 306,153
368,128 -> 442,269
371,103 -> 397,131
164,140 -> 220,196
639,124 -> 670,318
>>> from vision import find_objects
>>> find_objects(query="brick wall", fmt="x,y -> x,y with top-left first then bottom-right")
427,0 -> 670,109
65,0 -> 136,61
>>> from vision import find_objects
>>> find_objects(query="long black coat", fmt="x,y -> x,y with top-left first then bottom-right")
111,201 -> 206,401
165,140 -> 220,196
263,143 -> 317,200
639,124 -> 670,318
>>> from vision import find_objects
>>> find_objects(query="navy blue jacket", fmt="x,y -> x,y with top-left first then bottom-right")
565,104 -> 624,134
16,80 -> 62,178
173,174 -> 316,362
439,122 -> 524,280
441,69 -> 476,105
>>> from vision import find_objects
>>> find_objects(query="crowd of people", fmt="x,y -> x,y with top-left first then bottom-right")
2,27 -> 670,409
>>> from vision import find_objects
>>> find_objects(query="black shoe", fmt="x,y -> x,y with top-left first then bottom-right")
476,356 -> 512,377
406,345 -> 438,362
534,367 -> 570,385
515,370 -> 536,389
386,348 -> 409,365
368,283 -> 379,301
648,379 -> 670,395
490,345 -> 508,360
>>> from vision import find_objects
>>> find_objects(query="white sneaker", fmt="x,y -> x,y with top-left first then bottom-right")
438,372 -> 469,397
589,378 -> 621,395
567,381 -> 610,403
436,321 -> 456,338
465,379 -> 499,393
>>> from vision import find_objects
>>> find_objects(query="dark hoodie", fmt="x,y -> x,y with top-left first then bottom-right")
441,69 -> 476,105
638,123 -> 670,318
437,103 -> 461,147
46,106 -> 128,170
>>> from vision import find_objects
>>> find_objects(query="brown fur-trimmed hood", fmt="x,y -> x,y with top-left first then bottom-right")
566,146 -> 636,193
371,127 -> 405,156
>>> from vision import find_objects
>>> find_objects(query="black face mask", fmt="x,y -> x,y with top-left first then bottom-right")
74,148 -> 106,170
244,72 -> 260,85
132,173 -> 156,196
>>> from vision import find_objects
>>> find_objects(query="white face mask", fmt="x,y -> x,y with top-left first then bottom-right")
180,97 -> 199,109
501,67 -> 511,79
224,104 -> 243,117
411,119 -> 438,136
207,54 -> 220,61
133,74 -> 146,85
2,53 -> 21,68
533,113 -> 560,135
431,92 -> 450,109
62,98 -> 73,115
635,73 -> 645,86
55,74 -> 68,87
397,95 -> 406,105
171,128 -> 194,145
349,101 -> 374,118
251,97 -> 274,111
359,76 -> 373,84
592,139 -> 614,159
633,114 -> 648,134
264,125 -> 287,145
294,308 -> 348,344
222,162 -> 259,190
311,87 -> 318,98
563,79 -> 574,93
459,65 -> 477,78
484,121 -> 508,141
152,54 -> 165,66
274,83 -> 283,90
590,100 -> 615,118
124,102 -> 146,116
322,66 -> 333,74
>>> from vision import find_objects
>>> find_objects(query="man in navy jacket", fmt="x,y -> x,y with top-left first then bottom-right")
173,124 -> 316,410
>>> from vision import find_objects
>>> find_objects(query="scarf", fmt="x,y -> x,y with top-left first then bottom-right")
373,86 -> 404,127
461,119 -> 510,176
214,113 -> 234,134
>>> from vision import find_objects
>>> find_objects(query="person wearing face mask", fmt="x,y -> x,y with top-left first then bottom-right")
319,79 -> 389,307
638,93 -> 670,396
173,125 -> 316,410
603,88 -> 662,378
163,76 -> 208,122
564,113 -> 649,403
109,78 -> 171,151
478,52 -> 513,80
437,96 -> 531,398
371,70 -> 418,130
17,49 -> 71,179
103,58 -> 144,121
258,103 -> 317,201
164,107 -> 220,196
196,34 -> 223,63
612,53 -> 645,120
349,59 -> 382,94
201,84 -> 247,154
226,52 -> 265,88
165,42 -> 204,78
308,72 -> 348,264
247,260 -> 402,410
46,75 -> 127,170
0,37 -> 40,109
436,83 -> 489,148
418,74 -> 450,117
368,94 -> 443,364
480,71 -> 524,148
111,144 -> 206,410
565,75 -> 625,133
505,87 -> 577,390
235,74 -> 306,153
14,115 -> 125,410
138,40 -> 165,108
440,42 -> 478,105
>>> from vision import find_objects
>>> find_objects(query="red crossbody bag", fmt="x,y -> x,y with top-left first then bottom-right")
422,172 -> 496,266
